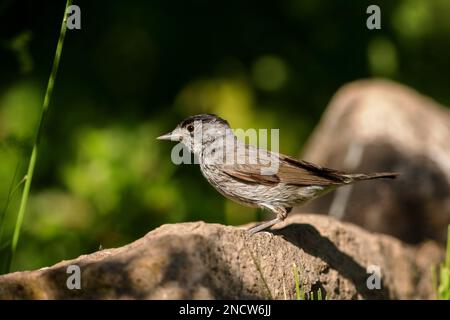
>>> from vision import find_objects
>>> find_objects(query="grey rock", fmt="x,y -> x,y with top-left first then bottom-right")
0,214 -> 442,299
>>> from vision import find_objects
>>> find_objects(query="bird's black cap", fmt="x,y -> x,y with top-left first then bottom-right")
180,114 -> 229,128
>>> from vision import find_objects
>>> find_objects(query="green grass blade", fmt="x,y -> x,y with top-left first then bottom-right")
436,225 -> 450,299
292,262 -> 301,300
8,0 -> 72,272
431,265 -> 438,299
317,288 -> 323,300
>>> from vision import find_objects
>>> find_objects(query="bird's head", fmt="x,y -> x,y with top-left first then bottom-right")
157,114 -> 231,155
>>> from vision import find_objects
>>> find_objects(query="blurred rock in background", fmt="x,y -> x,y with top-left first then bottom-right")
299,80 -> 450,245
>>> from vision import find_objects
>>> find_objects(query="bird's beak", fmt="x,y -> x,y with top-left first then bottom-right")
157,131 -> 182,141
156,132 -> 173,140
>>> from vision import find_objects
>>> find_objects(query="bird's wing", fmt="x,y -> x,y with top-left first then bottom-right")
277,154 -> 349,185
220,145 -> 348,186
221,163 -> 281,185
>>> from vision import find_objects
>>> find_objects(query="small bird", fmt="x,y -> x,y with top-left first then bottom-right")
157,114 -> 398,234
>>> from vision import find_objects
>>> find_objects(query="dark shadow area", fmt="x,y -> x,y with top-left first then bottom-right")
271,223 -> 390,299
308,280 -> 327,300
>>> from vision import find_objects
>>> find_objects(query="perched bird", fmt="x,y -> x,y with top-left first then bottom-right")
157,114 -> 398,234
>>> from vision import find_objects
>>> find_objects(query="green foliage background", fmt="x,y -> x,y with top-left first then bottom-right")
1,0 -> 450,271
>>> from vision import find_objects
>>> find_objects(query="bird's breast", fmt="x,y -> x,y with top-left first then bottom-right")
199,164 -> 261,207
199,163 -> 331,208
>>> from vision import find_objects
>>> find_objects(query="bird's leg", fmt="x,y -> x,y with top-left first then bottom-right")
247,205 -> 289,234
247,217 -> 282,234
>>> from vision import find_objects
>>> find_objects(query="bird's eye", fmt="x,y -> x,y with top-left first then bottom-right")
187,124 -> 194,133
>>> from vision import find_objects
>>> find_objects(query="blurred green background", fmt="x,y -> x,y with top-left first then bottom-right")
1,0 -> 450,272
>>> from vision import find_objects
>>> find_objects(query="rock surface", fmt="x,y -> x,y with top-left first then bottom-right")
300,80 -> 450,245
0,214 -> 442,300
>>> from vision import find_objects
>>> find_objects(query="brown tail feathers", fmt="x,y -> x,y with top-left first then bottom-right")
347,172 -> 399,182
